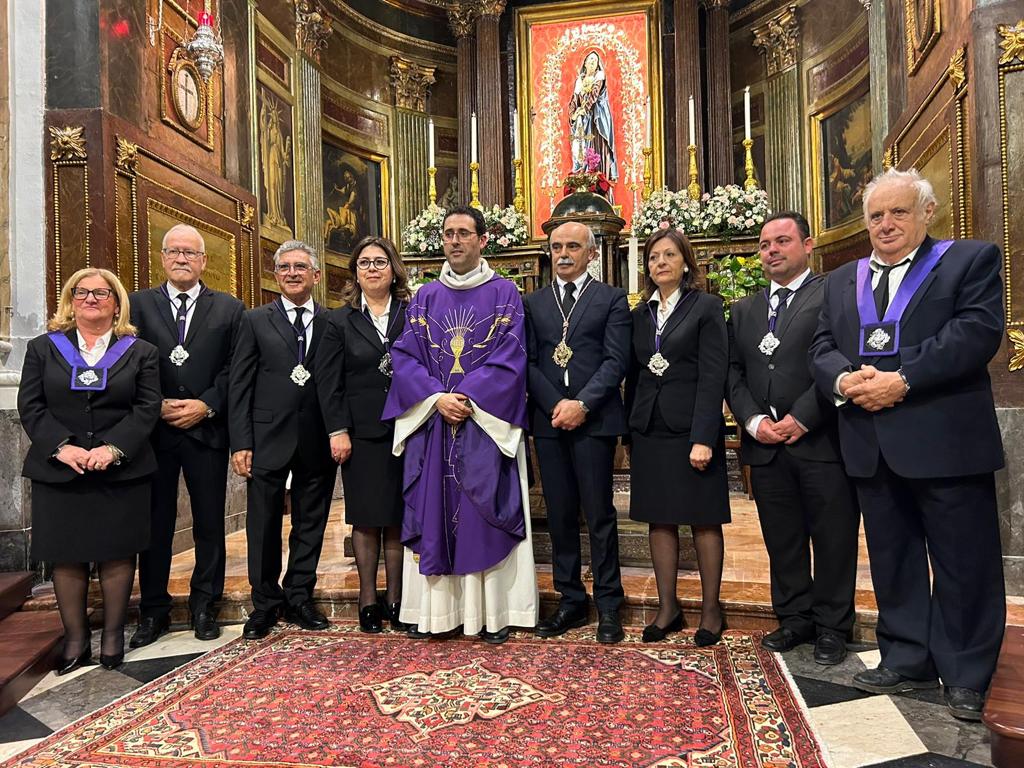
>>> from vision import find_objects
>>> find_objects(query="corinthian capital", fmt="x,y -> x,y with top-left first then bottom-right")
294,1 -> 333,62
703,0 -> 731,10
752,5 -> 800,77
390,56 -> 437,112
447,3 -> 476,39
477,0 -> 507,18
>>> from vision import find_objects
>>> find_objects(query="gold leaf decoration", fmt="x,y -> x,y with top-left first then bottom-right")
115,137 -> 139,174
1009,328 -> 1024,372
49,126 -> 87,162
998,20 -> 1024,65
948,45 -> 967,89
241,203 -> 255,227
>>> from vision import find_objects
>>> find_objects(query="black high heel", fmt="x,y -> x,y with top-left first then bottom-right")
642,612 -> 683,643
100,651 -> 124,670
56,646 -> 93,676
359,603 -> 384,633
694,617 -> 727,648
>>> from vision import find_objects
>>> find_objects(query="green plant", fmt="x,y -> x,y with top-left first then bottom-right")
705,255 -> 768,317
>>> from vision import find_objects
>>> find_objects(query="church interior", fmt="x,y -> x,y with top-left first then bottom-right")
2,0 -> 1024,766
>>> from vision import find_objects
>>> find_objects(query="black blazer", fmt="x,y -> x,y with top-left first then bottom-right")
228,300 -> 333,471
524,279 -> 630,438
18,331 -> 162,484
130,284 -> 243,450
315,299 -> 406,440
625,290 -> 728,445
809,236 -> 1005,479
727,275 -> 841,466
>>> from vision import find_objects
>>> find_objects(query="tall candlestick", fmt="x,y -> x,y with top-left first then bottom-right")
471,111 -> 478,164
512,109 -> 521,159
688,95 -> 696,147
628,236 -> 639,295
645,97 -> 652,146
743,86 -> 751,142
427,118 -> 435,169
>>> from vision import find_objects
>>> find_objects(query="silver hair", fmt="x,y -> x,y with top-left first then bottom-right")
273,239 -> 320,270
551,221 -> 598,251
162,223 -> 206,253
861,167 -> 938,220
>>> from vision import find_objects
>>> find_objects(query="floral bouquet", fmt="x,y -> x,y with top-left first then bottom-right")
562,147 -> 612,196
697,185 -> 771,237
483,204 -> 529,254
632,188 -> 703,239
402,205 -> 447,255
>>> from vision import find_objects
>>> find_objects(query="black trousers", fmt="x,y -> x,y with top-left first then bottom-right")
534,433 -> 624,613
855,457 -> 1005,692
246,452 -> 334,613
750,450 -> 860,637
138,438 -> 227,619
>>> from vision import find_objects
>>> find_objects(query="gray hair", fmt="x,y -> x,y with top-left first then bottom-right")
861,167 -> 938,220
162,223 -> 206,253
273,239 -> 320,270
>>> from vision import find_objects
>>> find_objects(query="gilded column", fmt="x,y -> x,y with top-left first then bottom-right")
448,3 -> 475,206
753,4 -> 802,213
391,56 -> 436,228
703,0 -> 733,188
674,0 -> 704,191
474,0 -> 506,207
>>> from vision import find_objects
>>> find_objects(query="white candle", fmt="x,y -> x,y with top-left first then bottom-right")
512,109 -> 521,159
628,236 -> 639,294
744,86 -> 751,141
645,97 -> 652,146
427,119 -> 435,168
688,95 -> 696,147
471,112 -> 478,164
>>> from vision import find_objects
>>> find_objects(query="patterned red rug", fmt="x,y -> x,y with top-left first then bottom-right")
3,625 -> 829,768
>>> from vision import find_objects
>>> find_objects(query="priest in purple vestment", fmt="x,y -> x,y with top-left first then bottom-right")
382,206 -> 538,643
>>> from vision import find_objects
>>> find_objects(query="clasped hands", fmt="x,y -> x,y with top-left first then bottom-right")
755,414 -> 807,445
55,444 -> 117,474
840,365 -> 908,412
161,398 -> 209,430
437,392 -> 473,426
551,398 -> 587,431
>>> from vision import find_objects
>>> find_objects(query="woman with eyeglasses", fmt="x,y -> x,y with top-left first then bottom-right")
316,237 -> 412,633
18,268 -> 161,673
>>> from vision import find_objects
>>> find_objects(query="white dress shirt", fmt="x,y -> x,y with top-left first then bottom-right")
361,294 -> 391,340
166,282 -> 203,340
281,295 -> 316,347
77,329 -> 113,366
650,286 -> 683,331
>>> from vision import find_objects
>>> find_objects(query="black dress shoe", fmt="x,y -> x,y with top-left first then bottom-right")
852,666 -> 939,694
535,606 -> 588,638
944,686 -> 984,721
406,625 -> 431,639
813,633 -> 847,666
694,618 -> 726,648
192,610 -> 221,641
100,651 -> 124,670
480,626 -> 511,645
596,612 -> 624,644
386,602 -> 411,632
359,604 -> 384,634
242,610 -> 278,640
760,626 -> 811,653
285,601 -> 330,631
55,647 -> 93,676
642,613 -> 683,643
129,616 -> 169,649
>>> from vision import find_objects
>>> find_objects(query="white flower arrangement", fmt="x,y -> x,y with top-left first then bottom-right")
483,204 -> 529,254
697,185 -> 771,237
402,205 -> 447,255
632,188 -> 703,239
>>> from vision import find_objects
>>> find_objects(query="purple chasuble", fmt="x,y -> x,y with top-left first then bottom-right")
382,275 -> 528,576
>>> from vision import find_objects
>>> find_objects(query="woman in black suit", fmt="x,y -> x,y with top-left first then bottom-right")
316,237 -> 410,633
626,229 -> 730,645
18,268 -> 161,673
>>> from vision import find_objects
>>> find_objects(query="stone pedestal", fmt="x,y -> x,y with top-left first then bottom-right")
0,409 -> 32,573
996,407 -> 1024,597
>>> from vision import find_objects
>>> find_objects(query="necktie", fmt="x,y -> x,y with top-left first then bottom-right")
561,282 -> 577,316
293,306 -> 307,360
872,260 -> 911,317
176,293 -> 190,340
771,287 -> 792,330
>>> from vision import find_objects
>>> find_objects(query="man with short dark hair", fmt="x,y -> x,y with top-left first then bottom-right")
727,211 -> 859,665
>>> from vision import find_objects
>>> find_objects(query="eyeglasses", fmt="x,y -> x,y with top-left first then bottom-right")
161,248 -> 205,260
356,257 -> 391,271
275,263 -> 313,274
72,287 -> 114,301
442,229 -> 478,242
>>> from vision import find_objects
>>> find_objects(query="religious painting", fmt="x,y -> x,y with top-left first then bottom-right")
257,84 -> 296,243
916,129 -> 954,241
819,89 -> 872,230
435,165 -> 459,211
516,1 -> 663,239
146,200 -> 236,295
322,140 -> 386,256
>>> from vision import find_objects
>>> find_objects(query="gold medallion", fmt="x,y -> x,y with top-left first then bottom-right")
553,340 -> 573,367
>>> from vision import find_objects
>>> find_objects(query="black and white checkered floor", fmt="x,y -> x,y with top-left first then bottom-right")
0,626 -> 995,767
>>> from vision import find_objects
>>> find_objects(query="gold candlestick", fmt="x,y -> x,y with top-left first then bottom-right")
512,158 -> 525,213
642,146 -> 653,201
743,138 -> 758,191
428,166 -> 438,208
687,143 -> 701,201
470,161 -> 482,210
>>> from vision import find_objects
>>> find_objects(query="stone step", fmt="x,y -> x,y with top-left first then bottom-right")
0,609 -> 64,717
0,572 -> 33,623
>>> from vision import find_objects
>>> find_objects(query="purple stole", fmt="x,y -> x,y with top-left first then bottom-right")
47,332 -> 136,390
855,239 -> 954,356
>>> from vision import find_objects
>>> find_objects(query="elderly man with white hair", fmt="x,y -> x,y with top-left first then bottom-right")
810,168 -> 1006,720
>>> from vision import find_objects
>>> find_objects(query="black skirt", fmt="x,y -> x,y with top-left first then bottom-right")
629,405 -> 731,526
31,475 -> 151,562
340,436 -> 404,527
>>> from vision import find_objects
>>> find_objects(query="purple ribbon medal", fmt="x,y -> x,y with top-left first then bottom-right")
48,332 -> 137,391
855,239 -> 954,357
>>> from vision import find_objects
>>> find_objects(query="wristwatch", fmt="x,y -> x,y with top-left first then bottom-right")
896,367 -> 910,394
205,407 -> 216,419
576,399 -> 590,414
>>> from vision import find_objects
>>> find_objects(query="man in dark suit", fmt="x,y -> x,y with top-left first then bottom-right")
229,240 -> 335,639
129,224 -> 243,647
525,221 -> 630,644
727,211 -> 859,665
810,168 -> 1006,720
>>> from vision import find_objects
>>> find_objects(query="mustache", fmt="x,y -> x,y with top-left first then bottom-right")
556,258 -> 574,266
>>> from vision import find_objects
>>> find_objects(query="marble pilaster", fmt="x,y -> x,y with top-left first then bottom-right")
295,55 -> 327,305
474,0 -> 506,207
867,0 -> 890,173
673,0 -> 704,192
448,4 -> 475,206
394,109 -> 431,233
996,407 -> 1024,596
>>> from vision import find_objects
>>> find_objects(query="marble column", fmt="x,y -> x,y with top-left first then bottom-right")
703,0 -> 733,188
867,0 -> 890,174
674,0 -> 704,192
448,3 -> 475,206
296,56 -> 327,304
390,56 -> 436,227
474,0 -> 506,207
753,5 -> 802,213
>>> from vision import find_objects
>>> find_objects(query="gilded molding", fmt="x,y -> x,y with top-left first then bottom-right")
905,0 -> 941,75
476,0 -> 506,18
390,56 -> 436,112
1009,329 -> 1024,372
752,5 -> 800,77
241,203 -> 256,227
115,137 -> 140,174
49,126 -> 87,162
948,45 -> 967,90
447,3 -> 475,38
294,0 -> 332,62
998,19 -> 1024,65
882,146 -> 894,169
703,0 -> 731,9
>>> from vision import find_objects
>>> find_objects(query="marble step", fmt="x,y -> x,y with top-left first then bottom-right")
0,572 -> 33,623
0,609 -> 63,717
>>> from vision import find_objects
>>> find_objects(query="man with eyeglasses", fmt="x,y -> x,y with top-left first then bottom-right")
524,221 -> 629,644
228,240 -> 334,639
383,206 -> 538,643
129,223 -> 243,647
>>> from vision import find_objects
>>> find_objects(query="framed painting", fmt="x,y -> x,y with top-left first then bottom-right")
322,139 -> 389,257
515,0 -> 663,240
257,84 -> 296,243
